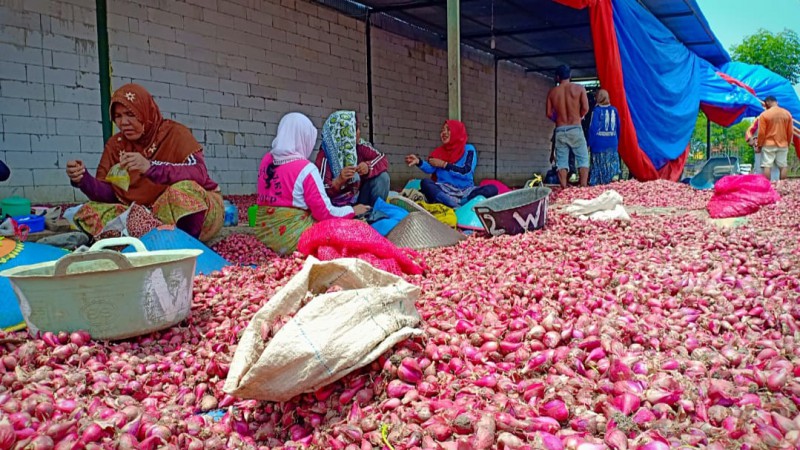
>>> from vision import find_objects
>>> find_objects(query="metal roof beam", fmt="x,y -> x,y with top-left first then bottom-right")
526,64 -> 595,73
464,22 -> 589,39
371,0 -> 480,13
498,49 -> 593,61
372,0 -> 443,12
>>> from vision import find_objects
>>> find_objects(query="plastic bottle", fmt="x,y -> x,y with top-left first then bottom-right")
223,200 -> 238,227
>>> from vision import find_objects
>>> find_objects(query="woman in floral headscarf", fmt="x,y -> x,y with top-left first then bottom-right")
66,83 -> 223,241
315,110 -> 390,207
405,120 -> 498,208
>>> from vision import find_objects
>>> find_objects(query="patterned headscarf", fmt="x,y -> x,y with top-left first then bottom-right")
321,110 -> 359,184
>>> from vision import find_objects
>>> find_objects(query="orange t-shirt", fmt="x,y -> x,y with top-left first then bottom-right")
757,106 -> 794,148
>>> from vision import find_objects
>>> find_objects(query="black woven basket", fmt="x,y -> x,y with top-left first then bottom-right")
473,187 -> 551,237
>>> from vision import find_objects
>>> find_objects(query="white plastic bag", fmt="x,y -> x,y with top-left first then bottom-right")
565,190 -> 630,221
578,204 -> 631,222
63,204 -> 84,230
224,256 -> 422,402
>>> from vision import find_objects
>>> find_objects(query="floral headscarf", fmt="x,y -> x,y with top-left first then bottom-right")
321,110 -> 359,184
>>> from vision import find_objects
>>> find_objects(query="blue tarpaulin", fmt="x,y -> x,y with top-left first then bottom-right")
611,0 -> 706,170
720,62 -> 800,120
561,0 -> 799,180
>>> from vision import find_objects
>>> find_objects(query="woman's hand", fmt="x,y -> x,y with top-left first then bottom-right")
356,162 -> 370,176
339,166 -> 357,182
353,204 -> 371,216
333,166 -> 357,190
120,152 -> 151,173
428,157 -> 447,169
405,154 -> 420,167
66,160 -> 86,184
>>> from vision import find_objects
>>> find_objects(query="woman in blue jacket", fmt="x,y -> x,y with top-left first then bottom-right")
588,89 -> 621,185
405,120 -> 498,208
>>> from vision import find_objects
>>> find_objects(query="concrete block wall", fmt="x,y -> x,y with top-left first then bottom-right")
0,0 -> 104,202
105,0 -> 368,195
497,63 -> 556,183
0,0 -> 554,202
370,27 -> 552,187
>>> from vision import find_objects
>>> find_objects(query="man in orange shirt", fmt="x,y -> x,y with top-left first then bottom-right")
757,96 -> 794,180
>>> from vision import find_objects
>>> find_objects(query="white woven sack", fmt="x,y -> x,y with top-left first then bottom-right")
224,256 -> 421,402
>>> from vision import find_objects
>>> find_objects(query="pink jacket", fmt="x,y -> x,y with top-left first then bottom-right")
257,154 -> 354,222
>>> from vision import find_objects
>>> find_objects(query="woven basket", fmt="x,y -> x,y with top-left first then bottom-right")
387,212 -> 465,250
473,187 -> 551,236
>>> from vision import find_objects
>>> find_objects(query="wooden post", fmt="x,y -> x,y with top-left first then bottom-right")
447,0 -> 461,121
705,114 -> 711,160
96,0 -> 112,141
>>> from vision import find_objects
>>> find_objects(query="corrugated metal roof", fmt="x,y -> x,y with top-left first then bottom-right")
316,0 -> 730,79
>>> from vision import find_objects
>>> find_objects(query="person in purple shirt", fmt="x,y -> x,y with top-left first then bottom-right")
65,83 -> 223,241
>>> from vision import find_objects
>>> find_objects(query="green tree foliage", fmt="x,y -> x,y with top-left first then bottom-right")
687,30 -> 800,167
730,29 -> 800,84
690,113 -> 754,165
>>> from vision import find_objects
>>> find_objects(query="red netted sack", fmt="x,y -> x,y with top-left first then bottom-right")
706,174 -> 780,219
298,219 -> 425,276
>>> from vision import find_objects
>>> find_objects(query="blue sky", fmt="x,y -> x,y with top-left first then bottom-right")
696,0 -> 800,95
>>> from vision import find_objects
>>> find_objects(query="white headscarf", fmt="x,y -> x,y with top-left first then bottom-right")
271,113 -> 318,165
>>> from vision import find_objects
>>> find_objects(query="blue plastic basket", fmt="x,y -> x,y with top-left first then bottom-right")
13,214 -> 45,233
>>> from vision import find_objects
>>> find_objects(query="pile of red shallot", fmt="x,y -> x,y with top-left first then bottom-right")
211,234 -> 278,266
2,180 -> 800,449
552,179 -> 713,211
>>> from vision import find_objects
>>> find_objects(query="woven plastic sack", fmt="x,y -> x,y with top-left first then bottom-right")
298,219 -> 425,276
707,174 -> 780,219
223,256 -> 422,402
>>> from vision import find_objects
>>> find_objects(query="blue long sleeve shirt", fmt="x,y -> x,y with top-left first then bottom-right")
588,105 -> 620,152
417,144 -> 477,189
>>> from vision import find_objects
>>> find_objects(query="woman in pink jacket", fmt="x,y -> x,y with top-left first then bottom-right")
255,113 -> 370,255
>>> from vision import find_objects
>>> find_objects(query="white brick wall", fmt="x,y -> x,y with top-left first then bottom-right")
0,1 -> 101,202
371,27 -> 553,188
106,0 -> 369,195
1,0 -> 553,202
497,64 -> 557,184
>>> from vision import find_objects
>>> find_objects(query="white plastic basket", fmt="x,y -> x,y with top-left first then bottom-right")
0,237 -> 201,340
